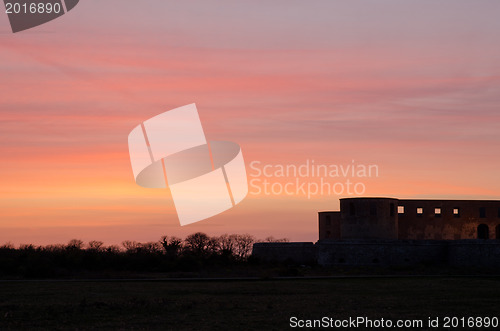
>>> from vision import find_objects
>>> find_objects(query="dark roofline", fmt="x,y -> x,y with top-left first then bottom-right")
399,199 -> 500,203
339,197 -> 398,201
339,197 -> 500,203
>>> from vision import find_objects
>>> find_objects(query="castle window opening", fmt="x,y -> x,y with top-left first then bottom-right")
434,208 -> 441,217
477,224 -> 489,239
398,206 -> 405,214
480,207 -> 486,218
453,208 -> 460,218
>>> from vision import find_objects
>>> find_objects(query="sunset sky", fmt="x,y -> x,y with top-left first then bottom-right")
1,1 -> 500,246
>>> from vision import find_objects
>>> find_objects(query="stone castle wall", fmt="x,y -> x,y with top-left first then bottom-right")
319,198 -> 500,241
252,240 -> 500,267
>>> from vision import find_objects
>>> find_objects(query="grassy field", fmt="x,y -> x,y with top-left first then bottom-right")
0,277 -> 499,330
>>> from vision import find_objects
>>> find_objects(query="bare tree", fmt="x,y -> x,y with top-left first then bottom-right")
105,245 -> 121,253
19,244 -> 35,251
44,244 -> 65,252
234,234 -> 255,260
160,236 -> 183,257
122,240 -> 140,253
0,242 -> 15,249
87,240 -> 104,251
261,236 -> 289,243
67,239 -> 84,250
184,232 -> 212,256
218,234 -> 237,256
140,242 -> 163,254
122,240 -> 162,254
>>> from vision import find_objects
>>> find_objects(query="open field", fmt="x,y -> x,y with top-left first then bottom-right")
1,277 -> 499,330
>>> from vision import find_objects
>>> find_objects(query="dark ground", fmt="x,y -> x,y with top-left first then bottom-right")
1,276 -> 499,330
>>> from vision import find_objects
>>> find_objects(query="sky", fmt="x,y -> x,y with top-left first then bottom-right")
1,1 -> 500,246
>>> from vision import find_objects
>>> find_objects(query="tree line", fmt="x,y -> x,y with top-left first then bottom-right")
0,232 -> 288,278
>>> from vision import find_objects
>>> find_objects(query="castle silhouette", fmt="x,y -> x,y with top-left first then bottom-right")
253,197 -> 500,266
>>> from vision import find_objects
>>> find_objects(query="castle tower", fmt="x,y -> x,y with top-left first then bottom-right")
340,197 -> 399,240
